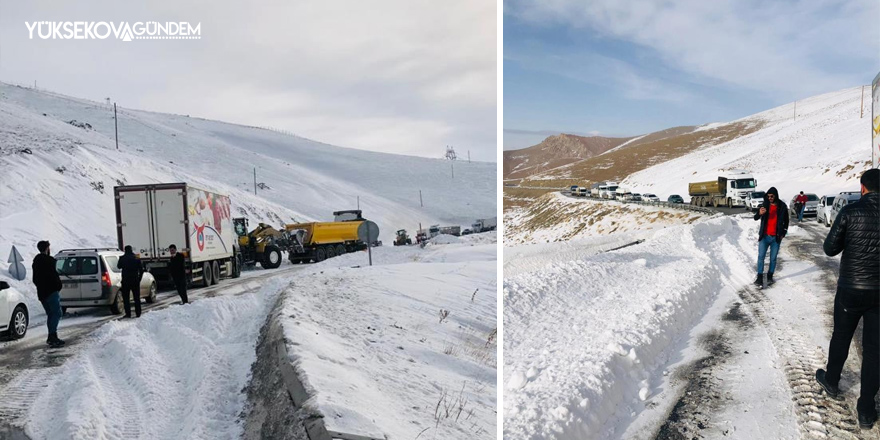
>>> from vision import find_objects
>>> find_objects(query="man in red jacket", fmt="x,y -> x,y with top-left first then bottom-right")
795,191 -> 808,222
753,187 -> 789,288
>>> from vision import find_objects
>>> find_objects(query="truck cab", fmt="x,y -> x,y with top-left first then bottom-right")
720,170 -> 757,207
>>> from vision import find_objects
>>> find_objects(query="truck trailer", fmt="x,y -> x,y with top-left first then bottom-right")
688,170 -> 757,208
114,183 -> 241,287
284,220 -> 371,263
471,217 -> 497,233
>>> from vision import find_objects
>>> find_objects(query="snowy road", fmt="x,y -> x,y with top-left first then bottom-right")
649,221 -> 875,440
0,263 -> 304,432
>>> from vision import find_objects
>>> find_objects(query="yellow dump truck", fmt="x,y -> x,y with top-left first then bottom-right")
284,220 -> 371,263
688,170 -> 757,208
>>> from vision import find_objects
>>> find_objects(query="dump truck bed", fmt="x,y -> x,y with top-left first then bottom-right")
688,180 -> 724,197
286,221 -> 363,246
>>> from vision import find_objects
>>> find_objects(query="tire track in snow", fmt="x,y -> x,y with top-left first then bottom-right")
737,286 -> 869,439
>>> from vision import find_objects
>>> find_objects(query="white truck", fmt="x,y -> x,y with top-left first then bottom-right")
114,183 -> 241,287
471,217 -> 497,233
688,170 -> 757,208
600,182 -> 619,199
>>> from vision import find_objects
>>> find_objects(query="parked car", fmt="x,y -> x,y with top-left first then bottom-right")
616,191 -> 632,201
816,195 -> 836,227
789,193 -> 819,218
744,191 -> 766,212
0,281 -> 28,340
630,193 -> 643,201
828,192 -> 861,226
55,248 -> 157,315
643,193 -> 660,202
461,228 -> 473,235
668,194 -> 685,204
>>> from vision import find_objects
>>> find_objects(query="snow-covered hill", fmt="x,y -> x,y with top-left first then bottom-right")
0,83 -> 494,252
622,87 -> 871,200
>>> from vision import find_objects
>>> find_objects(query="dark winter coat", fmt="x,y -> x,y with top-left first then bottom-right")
169,253 -> 186,282
753,188 -> 789,243
32,253 -> 62,302
823,192 -> 880,291
117,252 -> 144,286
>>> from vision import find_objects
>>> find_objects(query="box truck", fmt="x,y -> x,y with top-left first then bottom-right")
114,183 -> 241,287
471,217 -> 497,233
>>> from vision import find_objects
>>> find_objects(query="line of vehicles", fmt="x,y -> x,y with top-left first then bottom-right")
1,183 -> 496,336
567,169 -> 862,226
395,217 -> 496,246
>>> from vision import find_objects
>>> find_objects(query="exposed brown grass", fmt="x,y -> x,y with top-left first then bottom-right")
518,120 -> 766,189
503,187 -> 557,211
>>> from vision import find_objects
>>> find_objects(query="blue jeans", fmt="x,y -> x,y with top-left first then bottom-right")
797,204 -> 805,221
41,291 -> 62,334
757,235 -> 780,274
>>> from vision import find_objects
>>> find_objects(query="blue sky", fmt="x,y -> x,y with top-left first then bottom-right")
504,0 -> 879,150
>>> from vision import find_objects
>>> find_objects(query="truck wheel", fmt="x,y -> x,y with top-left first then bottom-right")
212,261 -> 221,284
232,255 -> 242,278
202,261 -> 213,287
336,244 -> 346,256
315,247 -> 327,262
262,245 -> 282,269
727,198 -> 732,208
327,246 -> 337,258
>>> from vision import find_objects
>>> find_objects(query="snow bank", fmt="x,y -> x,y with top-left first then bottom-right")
279,240 -> 497,440
23,278 -> 286,440
503,216 -> 756,439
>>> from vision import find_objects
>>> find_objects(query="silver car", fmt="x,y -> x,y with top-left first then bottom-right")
789,193 -> 819,218
828,192 -> 861,226
744,191 -> 765,212
55,248 -> 157,315
816,195 -> 836,227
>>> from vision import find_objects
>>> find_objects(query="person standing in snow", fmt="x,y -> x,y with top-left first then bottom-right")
168,244 -> 188,305
31,240 -> 65,347
795,191 -> 808,222
117,245 -> 144,318
753,186 -> 789,287
816,168 -> 879,429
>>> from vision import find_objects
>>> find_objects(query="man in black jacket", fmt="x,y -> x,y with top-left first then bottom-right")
816,169 -> 879,429
117,245 -> 144,318
31,240 -> 65,347
168,244 -> 188,304
753,186 -> 789,287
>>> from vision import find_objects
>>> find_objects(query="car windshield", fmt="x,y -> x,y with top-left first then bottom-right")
732,178 -> 757,189
826,196 -> 835,204
750,191 -> 765,198
807,194 -> 818,201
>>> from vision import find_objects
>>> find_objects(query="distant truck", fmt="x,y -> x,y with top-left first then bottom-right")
471,217 -> 497,233
569,185 -> 579,194
688,170 -> 757,208
115,183 -> 241,287
577,187 -> 589,197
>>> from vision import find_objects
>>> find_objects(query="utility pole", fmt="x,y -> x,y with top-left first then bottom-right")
419,190 -> 423,207
861,85 -> 865,118
451,161 -> 454,179
114,103 -> 119,150
468,150 -> 471,163
357,196 -> 360,210
793,101 -> 797,121
253,167 -> 257,195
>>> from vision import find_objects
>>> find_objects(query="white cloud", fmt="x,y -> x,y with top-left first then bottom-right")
0,0 -> 497,161
506,0 -> 877,98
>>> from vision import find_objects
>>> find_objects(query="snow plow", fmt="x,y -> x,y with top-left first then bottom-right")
394,229 -> 412,246
233,218 -> 285,269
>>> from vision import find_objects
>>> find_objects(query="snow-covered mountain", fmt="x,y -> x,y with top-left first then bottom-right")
0,82 -> 495,256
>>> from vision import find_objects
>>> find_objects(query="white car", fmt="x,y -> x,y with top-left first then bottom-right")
643,193 -> 660,202
829,192 -> 861,226
744,191 -> 766,212
0,281 -> 29,340
56,248 -> 157,315
816,195 -> 836,227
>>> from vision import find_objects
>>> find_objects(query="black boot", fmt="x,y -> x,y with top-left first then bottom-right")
858,411 -> 877,429
47,333 -> 65,347
815,369 -> 840,399
753,274 -> 763,287
767,272 -> 775,286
